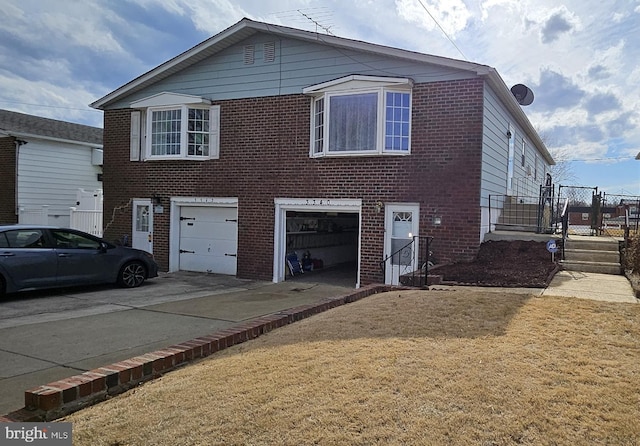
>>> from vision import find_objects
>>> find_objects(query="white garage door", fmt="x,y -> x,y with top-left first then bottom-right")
179,206 -> 237,275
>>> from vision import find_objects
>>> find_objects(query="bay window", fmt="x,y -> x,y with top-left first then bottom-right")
148,105 -> 218,159
130,93 -> 220,161
305,75 -> 413,157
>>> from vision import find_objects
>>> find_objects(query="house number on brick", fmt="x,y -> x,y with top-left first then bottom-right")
305,199 -> 330,206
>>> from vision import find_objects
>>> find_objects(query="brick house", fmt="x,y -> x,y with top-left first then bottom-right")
91,18 -> 553,287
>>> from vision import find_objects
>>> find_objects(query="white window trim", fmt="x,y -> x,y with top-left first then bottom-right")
129,92 -> 219,162
305,76 -> 413,158
143,104 -> 220,161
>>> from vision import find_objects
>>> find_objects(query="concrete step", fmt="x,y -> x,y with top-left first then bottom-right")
561,260 -> 622,275
498,215 -> 538,224
564,239 -> 619,252
494,224 -> 537,233
564,249 -> 620,263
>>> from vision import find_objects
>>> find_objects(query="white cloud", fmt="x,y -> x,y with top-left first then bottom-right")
0,73 -> 103,126
395,0 -> 472,36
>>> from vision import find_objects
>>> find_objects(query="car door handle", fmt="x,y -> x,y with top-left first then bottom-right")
0,252 -> 14,257
58,253 -> 71,257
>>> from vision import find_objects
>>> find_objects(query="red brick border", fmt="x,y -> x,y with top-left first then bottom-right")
0,284 -> 391,422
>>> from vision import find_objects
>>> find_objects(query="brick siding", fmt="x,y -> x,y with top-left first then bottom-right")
103,78 -> 485,285
0,137 -> 17,224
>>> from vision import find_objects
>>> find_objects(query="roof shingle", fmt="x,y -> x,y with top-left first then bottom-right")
0,109 -> 102,145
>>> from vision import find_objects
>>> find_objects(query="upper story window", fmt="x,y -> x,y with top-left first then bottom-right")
149,106 -> 212,158
304,75 -> 413,157
130,92 -> 220,161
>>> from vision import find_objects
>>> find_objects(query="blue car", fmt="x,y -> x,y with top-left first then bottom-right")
0,225 -> 159,295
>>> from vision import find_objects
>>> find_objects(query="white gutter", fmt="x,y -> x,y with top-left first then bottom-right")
6,131 -> 103,149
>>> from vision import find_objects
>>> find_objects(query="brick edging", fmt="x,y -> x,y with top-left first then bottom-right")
1,284 -> 391,422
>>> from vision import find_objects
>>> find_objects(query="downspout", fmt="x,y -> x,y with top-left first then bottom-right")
14,139 -> 27,220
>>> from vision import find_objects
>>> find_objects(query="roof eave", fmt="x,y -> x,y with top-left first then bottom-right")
91,18 -> 259,110
1,131 -> 103,148
484,70 -> 555,165
91,18 -> 493,110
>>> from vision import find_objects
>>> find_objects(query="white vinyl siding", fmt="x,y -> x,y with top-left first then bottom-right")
18,140 -> 102,226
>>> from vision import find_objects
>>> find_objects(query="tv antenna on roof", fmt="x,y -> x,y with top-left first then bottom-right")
510,84 -> 534,106
297,9 -> 334,35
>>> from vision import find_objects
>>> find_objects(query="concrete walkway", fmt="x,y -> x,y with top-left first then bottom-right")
542,270 -> 638,303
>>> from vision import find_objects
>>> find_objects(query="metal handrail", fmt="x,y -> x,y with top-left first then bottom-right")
560,197 -> 569,258
380,235 -> 434,287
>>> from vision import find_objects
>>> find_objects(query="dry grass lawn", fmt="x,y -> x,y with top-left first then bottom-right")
65,290 -> 640,445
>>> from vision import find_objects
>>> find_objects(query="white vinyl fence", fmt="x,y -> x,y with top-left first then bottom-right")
18,205 -> 49,225
69,208 -> 103,237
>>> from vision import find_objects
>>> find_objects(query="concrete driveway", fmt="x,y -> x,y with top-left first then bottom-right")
0,272 -> 352,416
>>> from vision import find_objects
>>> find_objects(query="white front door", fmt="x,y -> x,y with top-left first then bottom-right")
132,199 -> 153,253
384,204 -> 420,285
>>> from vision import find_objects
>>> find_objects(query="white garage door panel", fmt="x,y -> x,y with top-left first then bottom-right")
180,221 -> 236,240
179,253 -> 237,275
179,206 -> 237,274
179,238 -> 237,254
182,206 -> 236,221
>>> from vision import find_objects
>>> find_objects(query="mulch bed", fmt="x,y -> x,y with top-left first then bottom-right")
428,240 -> 559,288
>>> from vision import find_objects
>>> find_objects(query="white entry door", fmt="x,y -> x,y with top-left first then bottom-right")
179,206 -> 238,275
132,199 -> 153,253
384,204 -> 420,285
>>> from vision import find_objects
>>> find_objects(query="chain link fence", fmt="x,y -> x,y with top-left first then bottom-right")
601,193 -> 640,237
555,186 -> 640,237
556,185 -> 599,235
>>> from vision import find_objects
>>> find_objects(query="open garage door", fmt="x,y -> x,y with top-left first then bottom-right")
179,206 -> 237,275
274,198 -> 362,286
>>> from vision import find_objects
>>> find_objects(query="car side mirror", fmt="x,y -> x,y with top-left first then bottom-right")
99,242 -> 109,253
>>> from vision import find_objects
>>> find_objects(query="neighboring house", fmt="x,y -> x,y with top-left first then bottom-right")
91,18 -> 554,286
0,110 -> 103,228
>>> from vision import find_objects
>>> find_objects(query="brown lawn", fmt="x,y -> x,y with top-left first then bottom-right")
65,290 -> 640,445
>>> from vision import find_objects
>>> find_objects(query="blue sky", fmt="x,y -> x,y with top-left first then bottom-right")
0,0 -> 638,195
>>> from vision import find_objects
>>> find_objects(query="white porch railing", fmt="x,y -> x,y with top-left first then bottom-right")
70,208 -> 103,237
18,205 -> 49,224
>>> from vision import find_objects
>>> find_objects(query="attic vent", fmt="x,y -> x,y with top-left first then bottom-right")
264,42 -> 275,62
243,45 -> 255,65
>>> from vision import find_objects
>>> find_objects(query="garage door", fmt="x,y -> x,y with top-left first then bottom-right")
179,206 -> 237,275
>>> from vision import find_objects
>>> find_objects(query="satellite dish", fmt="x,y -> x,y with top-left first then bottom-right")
510,84 -> 534,106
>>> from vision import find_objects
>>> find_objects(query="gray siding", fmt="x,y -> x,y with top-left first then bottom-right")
481,84 -> 549,207
18,139 -> 102,226
108,32 -> 477,109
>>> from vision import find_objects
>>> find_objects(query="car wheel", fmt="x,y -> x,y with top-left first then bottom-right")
0,275 -> 5,298
118,261 -> 147,288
